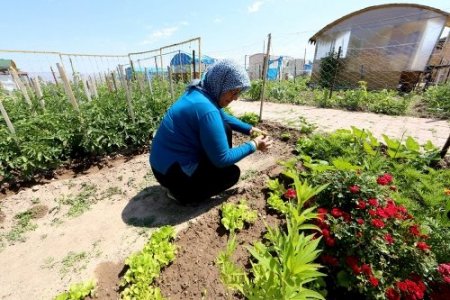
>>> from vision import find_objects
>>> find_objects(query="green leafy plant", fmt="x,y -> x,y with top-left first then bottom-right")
218,174 -> 327,299
120,226 -> 176,300
239,112 -> 260,126
54,280 -> 95,300
220,199 -> 257,234
423,83 -> 450,118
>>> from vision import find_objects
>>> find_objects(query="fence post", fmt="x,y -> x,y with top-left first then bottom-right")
9,67 -> 32,108
259,33 -> 271,122
31,77 -> 45,108
56,63 -> 79,111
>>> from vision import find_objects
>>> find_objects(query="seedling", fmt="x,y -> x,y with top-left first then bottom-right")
220,200 -> 257,234
54,280 -> 96,300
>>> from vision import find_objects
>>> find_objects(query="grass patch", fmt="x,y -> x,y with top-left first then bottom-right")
58,183 -> 98,217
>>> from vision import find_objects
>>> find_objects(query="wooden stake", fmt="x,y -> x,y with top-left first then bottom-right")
81,77 -> 92,102
9,67 -> 32,108
111,72 -> 118,92
56,63 -> 79,111
168,66 -> 174,100
119,65 -> 135,123
259,33 -> 271,121
145,68 -> 154,96
50,66 -> 59,85
0,97 -> 16,135
31,77 -> 45,108
89,76 -> 98,98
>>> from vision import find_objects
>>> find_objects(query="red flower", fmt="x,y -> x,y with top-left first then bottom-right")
357,199 -> 367,209
368,198 -> 379,207
356,218 -> 364,225
284,188 -> 296,199
331,208 -> 343,218
349,185 -> 360,194
371,219 -> 385,229
369,276 -> 379,287
345,256 -> 361,274
384,233 -> 394,245
384,204 -> 397,218
377,173 -> 393,185
386,288 -> 400,300
368,209 -> 377,216
438,263 -> 450,284
416,241 -> 430,251
321,254 -> 339,266
397,281 -> 408,292
325,237 -> 336,247
321,228 -> 330,237
317,208 -> 328,222
361,264 -> 373,276
342,212 -> 351,222
409,225 -> 421,236
397,205 -> 407,213
376,207 -> 389,219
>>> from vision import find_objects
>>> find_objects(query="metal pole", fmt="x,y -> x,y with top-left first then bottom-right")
440,133 -> 450,159
192,50 -> 197,79
198,37 -> 202,79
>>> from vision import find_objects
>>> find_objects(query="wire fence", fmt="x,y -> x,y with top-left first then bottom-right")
0,37 -> 201,96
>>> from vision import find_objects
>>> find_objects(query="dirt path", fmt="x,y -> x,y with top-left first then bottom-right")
0,123 -> 296,300
230,100 -> 450,148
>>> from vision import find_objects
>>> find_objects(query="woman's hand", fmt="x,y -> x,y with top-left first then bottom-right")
253,135 -> 273,152
250,127 -> 269,138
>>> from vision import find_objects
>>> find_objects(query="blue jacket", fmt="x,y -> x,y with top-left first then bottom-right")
150,88 -> 256,176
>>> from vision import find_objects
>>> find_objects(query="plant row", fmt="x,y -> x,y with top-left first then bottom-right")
0,79 -> 185,186
216,125 -> 450,299
243,78 -> 450,118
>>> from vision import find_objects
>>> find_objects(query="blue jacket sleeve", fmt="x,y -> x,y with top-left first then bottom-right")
200,111 -> 256,168
220,110 -> 252,135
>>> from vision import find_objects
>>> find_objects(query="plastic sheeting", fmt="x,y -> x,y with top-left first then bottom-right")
169,52 -> 216,66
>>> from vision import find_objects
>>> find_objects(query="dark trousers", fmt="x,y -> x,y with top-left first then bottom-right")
152,124 -> 240,204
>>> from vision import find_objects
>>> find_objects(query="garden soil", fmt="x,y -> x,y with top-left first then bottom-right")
0,120 -> 299,300
0,100 -> 449,299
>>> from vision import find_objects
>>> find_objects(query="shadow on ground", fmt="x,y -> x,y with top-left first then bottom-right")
121,184 -> 233,227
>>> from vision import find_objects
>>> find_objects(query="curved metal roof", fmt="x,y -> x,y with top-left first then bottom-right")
309,3 -> 450,43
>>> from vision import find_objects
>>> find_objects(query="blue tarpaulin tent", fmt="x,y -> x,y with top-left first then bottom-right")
267,56 -> 283,80
170,52 -> 216,66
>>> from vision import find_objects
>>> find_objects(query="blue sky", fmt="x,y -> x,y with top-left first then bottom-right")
2,0 -> 450,67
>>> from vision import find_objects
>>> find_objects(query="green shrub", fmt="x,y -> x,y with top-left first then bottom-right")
423,83 -> 450,118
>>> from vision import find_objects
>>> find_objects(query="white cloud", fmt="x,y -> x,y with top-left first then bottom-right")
140,26 -> 178,45
248,1 -> 263,13
180,21 -> 189,26
213,17 -> 223,23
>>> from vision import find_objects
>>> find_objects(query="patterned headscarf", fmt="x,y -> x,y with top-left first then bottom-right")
199,59 -> 250,102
